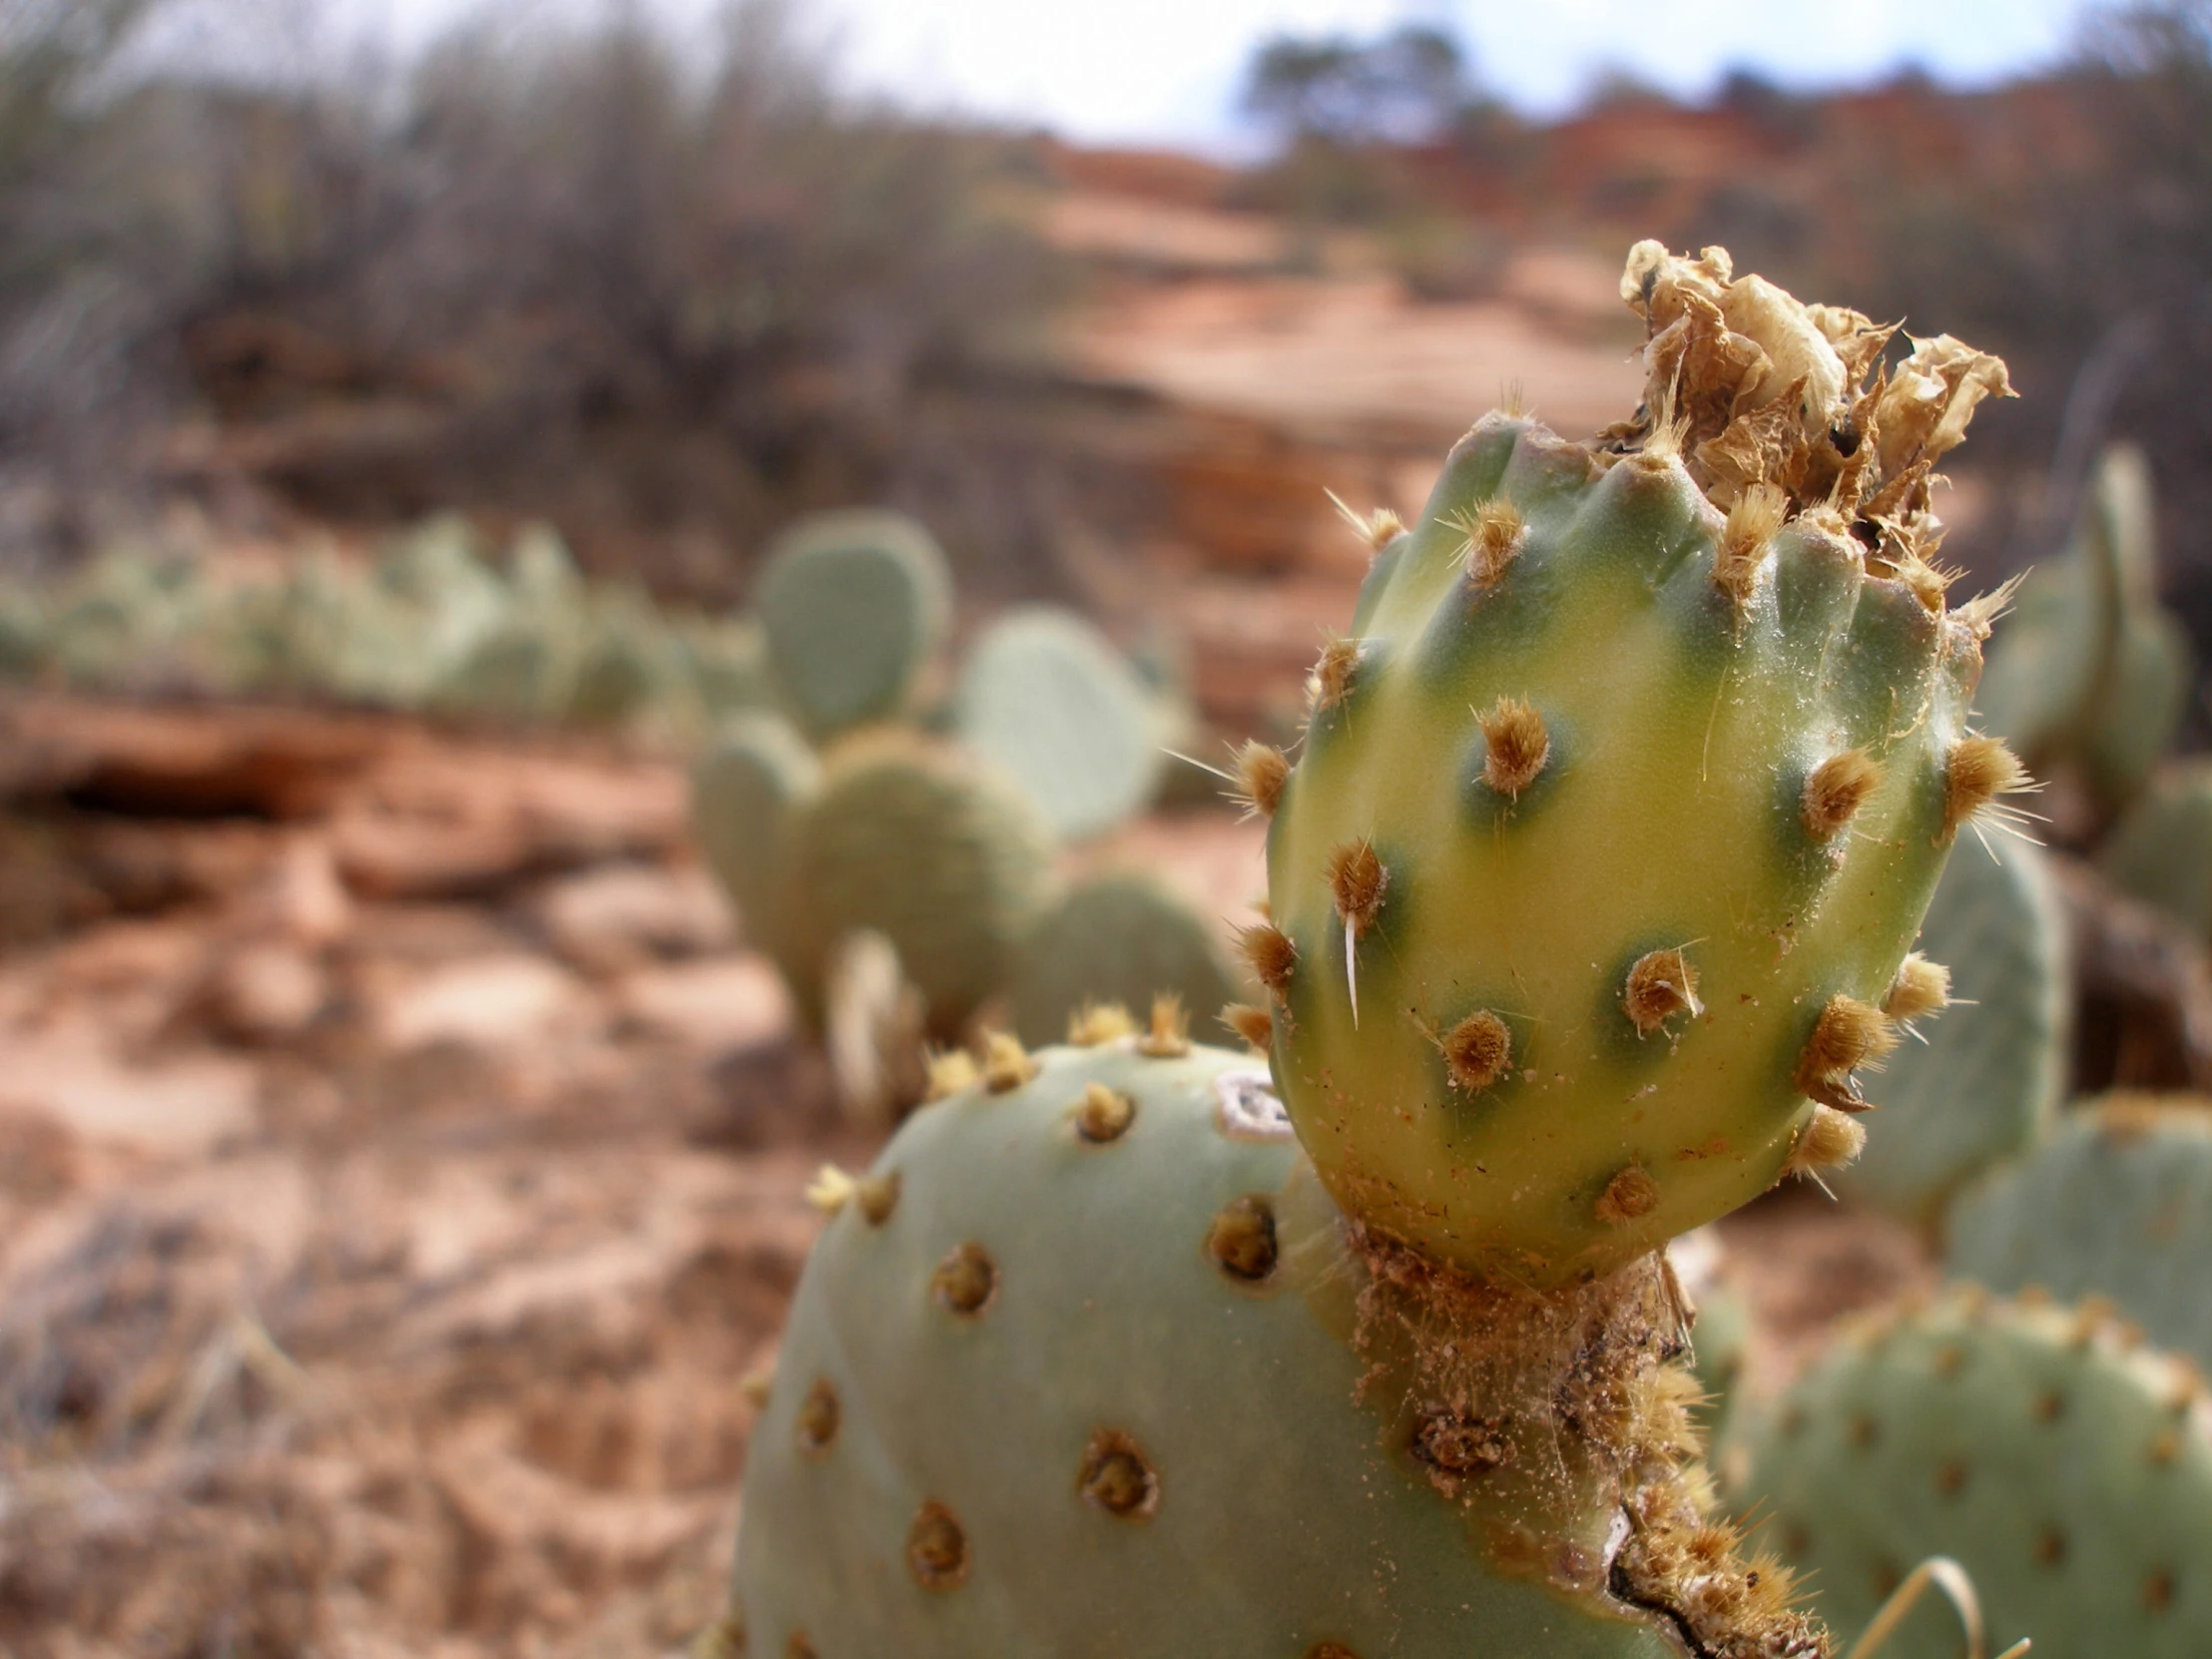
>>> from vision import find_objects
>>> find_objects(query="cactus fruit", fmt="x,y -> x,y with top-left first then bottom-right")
756,509 -> 952,742
2099,759 -> 2212,942
693,713 -> 823,971
1835,829 -> 2067,1226
785,735 -> 1055,1042
1258,242 -> 2018,1287
1974,443 -> 2190,818
1946,1097 -> 2212,1374
951,606 -> 1165,840
1735,1289 -> 2212,1659
1004,872 -> 1243,1048
734,1035 -> 1818,1658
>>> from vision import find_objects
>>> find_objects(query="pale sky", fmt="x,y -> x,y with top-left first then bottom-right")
361,0 -> 2093,150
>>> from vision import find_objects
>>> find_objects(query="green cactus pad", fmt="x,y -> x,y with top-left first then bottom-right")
2101,760 -> 2212,941
1947,1098 -> 2212,1374
734,1038 -> 1819,1658
1265,246 -> 2012,1288
952,606 -> 1164,841
693,712 -> 823,976
786,735 -> 1055,1042
756,509 -> 951,741
1737,1290 -> 2212,1659
1976,444 -> 2190,813
1835,830 -> 2067,1225
1005,873 -> 1242,1047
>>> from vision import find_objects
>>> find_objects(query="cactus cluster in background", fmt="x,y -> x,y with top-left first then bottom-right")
690,511 -> 1232,1066
721,242 -> 2037,1658
0,516 -> 769,741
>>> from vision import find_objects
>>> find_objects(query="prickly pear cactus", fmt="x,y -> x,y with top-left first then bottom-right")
693,712 -> 823,977
1735,1290 -> 2212,1659
1006,873 -> 1243,1048
1976,443 -> 2189,817
1835,829 -> 2066,1225
1258,243 -> 2018,1286
757,509 -> 951,742
1947,1098 -> 2212,1374
2100,760 -> 2212,942
951,606 -> 1163,840
731,1035 -> 1817,1658
786,735 -> 1055,1042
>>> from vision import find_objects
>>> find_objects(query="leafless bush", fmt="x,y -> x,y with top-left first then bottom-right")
0,1 -> 1069,594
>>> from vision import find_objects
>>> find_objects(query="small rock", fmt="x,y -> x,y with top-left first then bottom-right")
614,956 -> 788,1053
376,954 -> 595,1053
202,941 -> 327,1044
534,863 -> 732,977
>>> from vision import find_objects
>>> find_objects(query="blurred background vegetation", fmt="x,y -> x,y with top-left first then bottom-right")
0,0 -> 2208,650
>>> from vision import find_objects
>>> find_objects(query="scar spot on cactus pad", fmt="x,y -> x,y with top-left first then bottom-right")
1940,734 -> 2028,838
1794,995 -> 1896,1112
1801,749 -> 1883,841
1075,1083 -> 1136,1143
785,1633 -> 816,1659
1207,1194 -> 1280,1282
905,1502 -> 969,1590
1137,994 -> 1192,1058
796,1379 -> 839,1454
854,1172 -> 901,1226
1077,1429 -> 1161,1519
1215,1069 -> 1294,1140
1623,948 -> 1702,1037
1784,1105 -> 1865,1178
930,1242 -> 998,1316
1595,1166 -> 1661,1224
1934,1459 -> 1968,1497
2033,1529 -> 2067,1566
1440,1010 -> 1512,1091
922,1049 -> 978,1101
2146,1570 -> 2177,1612
1231,740 -> 1289,819
1306,636 -> 1360,719
1066,1001 -> 1133,1046
980,1031 -> 1037,1093
1477,698 -> 1549,799
1883,954 -> 1950,1024
1306,1645 -> 1361,1659
1238,922 -> 1297,997
1450,499 -> 1526,588
1222,1002 -> 1274,1051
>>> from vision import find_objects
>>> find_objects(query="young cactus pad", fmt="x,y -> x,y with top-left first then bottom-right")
1834,829 -> 2066,1226
731,1035 -> 1822,1658
1005,872 -> 1242,1048
1946,1097 -> 2212,1375
756,509 -> 951,741
1735,1290 -> 2212,1659
693,712 -> 823,971
951,606 -> 1165,840
1260,243 -> 2017,1287
786,734 -> 1055,1042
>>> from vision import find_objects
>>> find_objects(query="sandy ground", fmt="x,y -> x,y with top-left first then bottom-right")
0,690 -> 1943,1659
